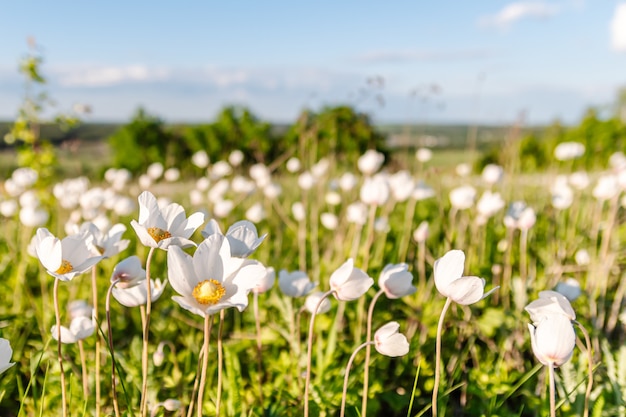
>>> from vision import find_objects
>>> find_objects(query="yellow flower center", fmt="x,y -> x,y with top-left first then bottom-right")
147,227 -> 172,243
192,279 -> 226,305
55,259 -> 73,274
95,245 -> 105,255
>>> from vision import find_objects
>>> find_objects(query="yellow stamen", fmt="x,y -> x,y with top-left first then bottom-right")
192,279 -> 226,305
147,227 -> 172,243
95,245 -> 105,255
55,259 -> 73,275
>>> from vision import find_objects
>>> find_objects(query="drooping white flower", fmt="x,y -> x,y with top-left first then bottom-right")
378,263 -> 416,299
358,149 -> 385,175
374,322 -> 410,357
167,234 -> 266,317
111,256 -> 146,289
528,314 -> 576,367
0,338 -> 15,375
525,290 -> 576,322
555,278 -> 582,302
51,316 -> 95,344
413,221 -> 429,243
434,250 -> 497,305
112,278 -> 167,308
33,228 -> 103,281
130,191 -> 205,250
305,291 -> 332,314
68,300 -> 93,320
329,258 -> 373,301
278,270 -> 315,297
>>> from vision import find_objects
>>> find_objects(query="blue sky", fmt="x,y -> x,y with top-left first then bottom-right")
1,1 -> 625,125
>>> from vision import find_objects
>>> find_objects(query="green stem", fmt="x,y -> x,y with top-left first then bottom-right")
361,289 -> 384,417
432,297 -> 452,417
340,342 -> 375,417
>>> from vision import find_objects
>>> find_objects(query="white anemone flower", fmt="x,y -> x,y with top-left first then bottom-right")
305,291 -> 332,314
320,212 -> 339,230
111,256 -> 146,289
415,148 -> 432,163
286,157 -> 301,173
525,290 -> 576,322
147,162 -> 164,180
360,174 -> 390,206
339,172 -> 358,191
33,228 -> 103,281
346,202 -> 367,225
378,263 -> 416,299
528,314 -> 576,367
329,258 -> 374,301
434,250 -> 497,305
19,206 -> 49,228
130,191 -> 205,250
481,164 -> 504,185
374,321 -> 410,357
51,316 -> 95,344
167,234 -> 266,317
113,278 -> 167,308
292,202 -> 306,222
0,338 -> 15,375
449,185 -> 476,210
554,142 -> 585,161
358,149 -> 385,175
413,221 -> 429,243
228,149 -> 244,167
278,270 -> 316,297
201,219 -> 266,258
191,150 -> 210,168
79,222 -> 130,258
245,203 -> 266,223
555,278 -> 582,302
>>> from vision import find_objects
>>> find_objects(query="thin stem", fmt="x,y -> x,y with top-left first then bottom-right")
106,279 -> 121,417
432,297 -> 452,417
91,266 -> 102,417
141,247 -> 156,417
186,348 -> 205,417
78,340 -> 89,399
197,314 -> 213,417
304,290 -> 335,417
340,341 -> 375,417
361,289 -> 384,417
398,198 -> 418,262
548,364 -> 556,417
574,321 -> 593,417
253,292 -> 264,404
216,309 -> 225,417
53,278 -> 68,417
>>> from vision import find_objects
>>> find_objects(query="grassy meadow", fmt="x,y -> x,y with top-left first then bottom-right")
0,133 -> 625,417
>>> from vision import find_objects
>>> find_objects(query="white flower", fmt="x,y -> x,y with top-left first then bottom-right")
476,191 -> 505,219
339,172 -> 358,191
51,316 -> 95,344
245,203 -> 266,223
320,212 -> 339,230
456,163 -> 471,177
33,228 -> 103,281
415,148 -> 432,163
113,278 -> 167,308
0,200 -> 18,217
434,250 -> 497,305
528,314 -> 575,367
374,322 -> 410,357
286,157 -> 301,173
167,234 -> 266,317
575,249 -> 590,266
374,217 -> 389,233
504,202 -> 536,230
147,162 -> 164,180
278,270 -> 315,297
389,170 -> 415,202
68,300 -> 93,320
263,183 -> 282,199
130,191 -> 205,250
201,219 -> 266,258
292,202 -> 305,222
525,290 -> 576,322
551,182 -> 573,210
19,206 -> 49,228
211,161 -> 232,179
329,259 -> 373,301
213,199 -> 234,218
254,266 -> 275,294
11,167 -> 38,188
325,191 -> 342,206
163,399 -> 182,412
228,150 -> 244,167
358,149 -> 385,175
360,174 -> 390,206
413,221 -> 429,243
164,168 -> 180,182
569,171 -> 590,190
305,291 -> 332,314
0,338 -> 15,375
449,185 -> 476,210
346,202 -> 367,225
111,256 -> 146,289
191,150 -> 210,168
593,175 -> 619,201
554,142 -> 585,161
378,263 -> 416,299
412,181 -> 435,201
555,279 -> 582,302
311,158 -> 330,178
481,164 -> 504,185
298,172 -> 315,190
80,222 -> 130,258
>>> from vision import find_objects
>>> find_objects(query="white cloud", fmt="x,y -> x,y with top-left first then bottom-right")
356,49 -> 490,64
479,2 -> 560,29
57,65 -> 170,87
611,3 -> 626,52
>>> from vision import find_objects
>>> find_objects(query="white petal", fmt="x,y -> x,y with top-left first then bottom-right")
329,258 -> 355,289
51,324 -> 78,344
171,295 -> 207,318
434,250 -> 465,295
446,276 -> 485,305
167,246 -> 198,296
